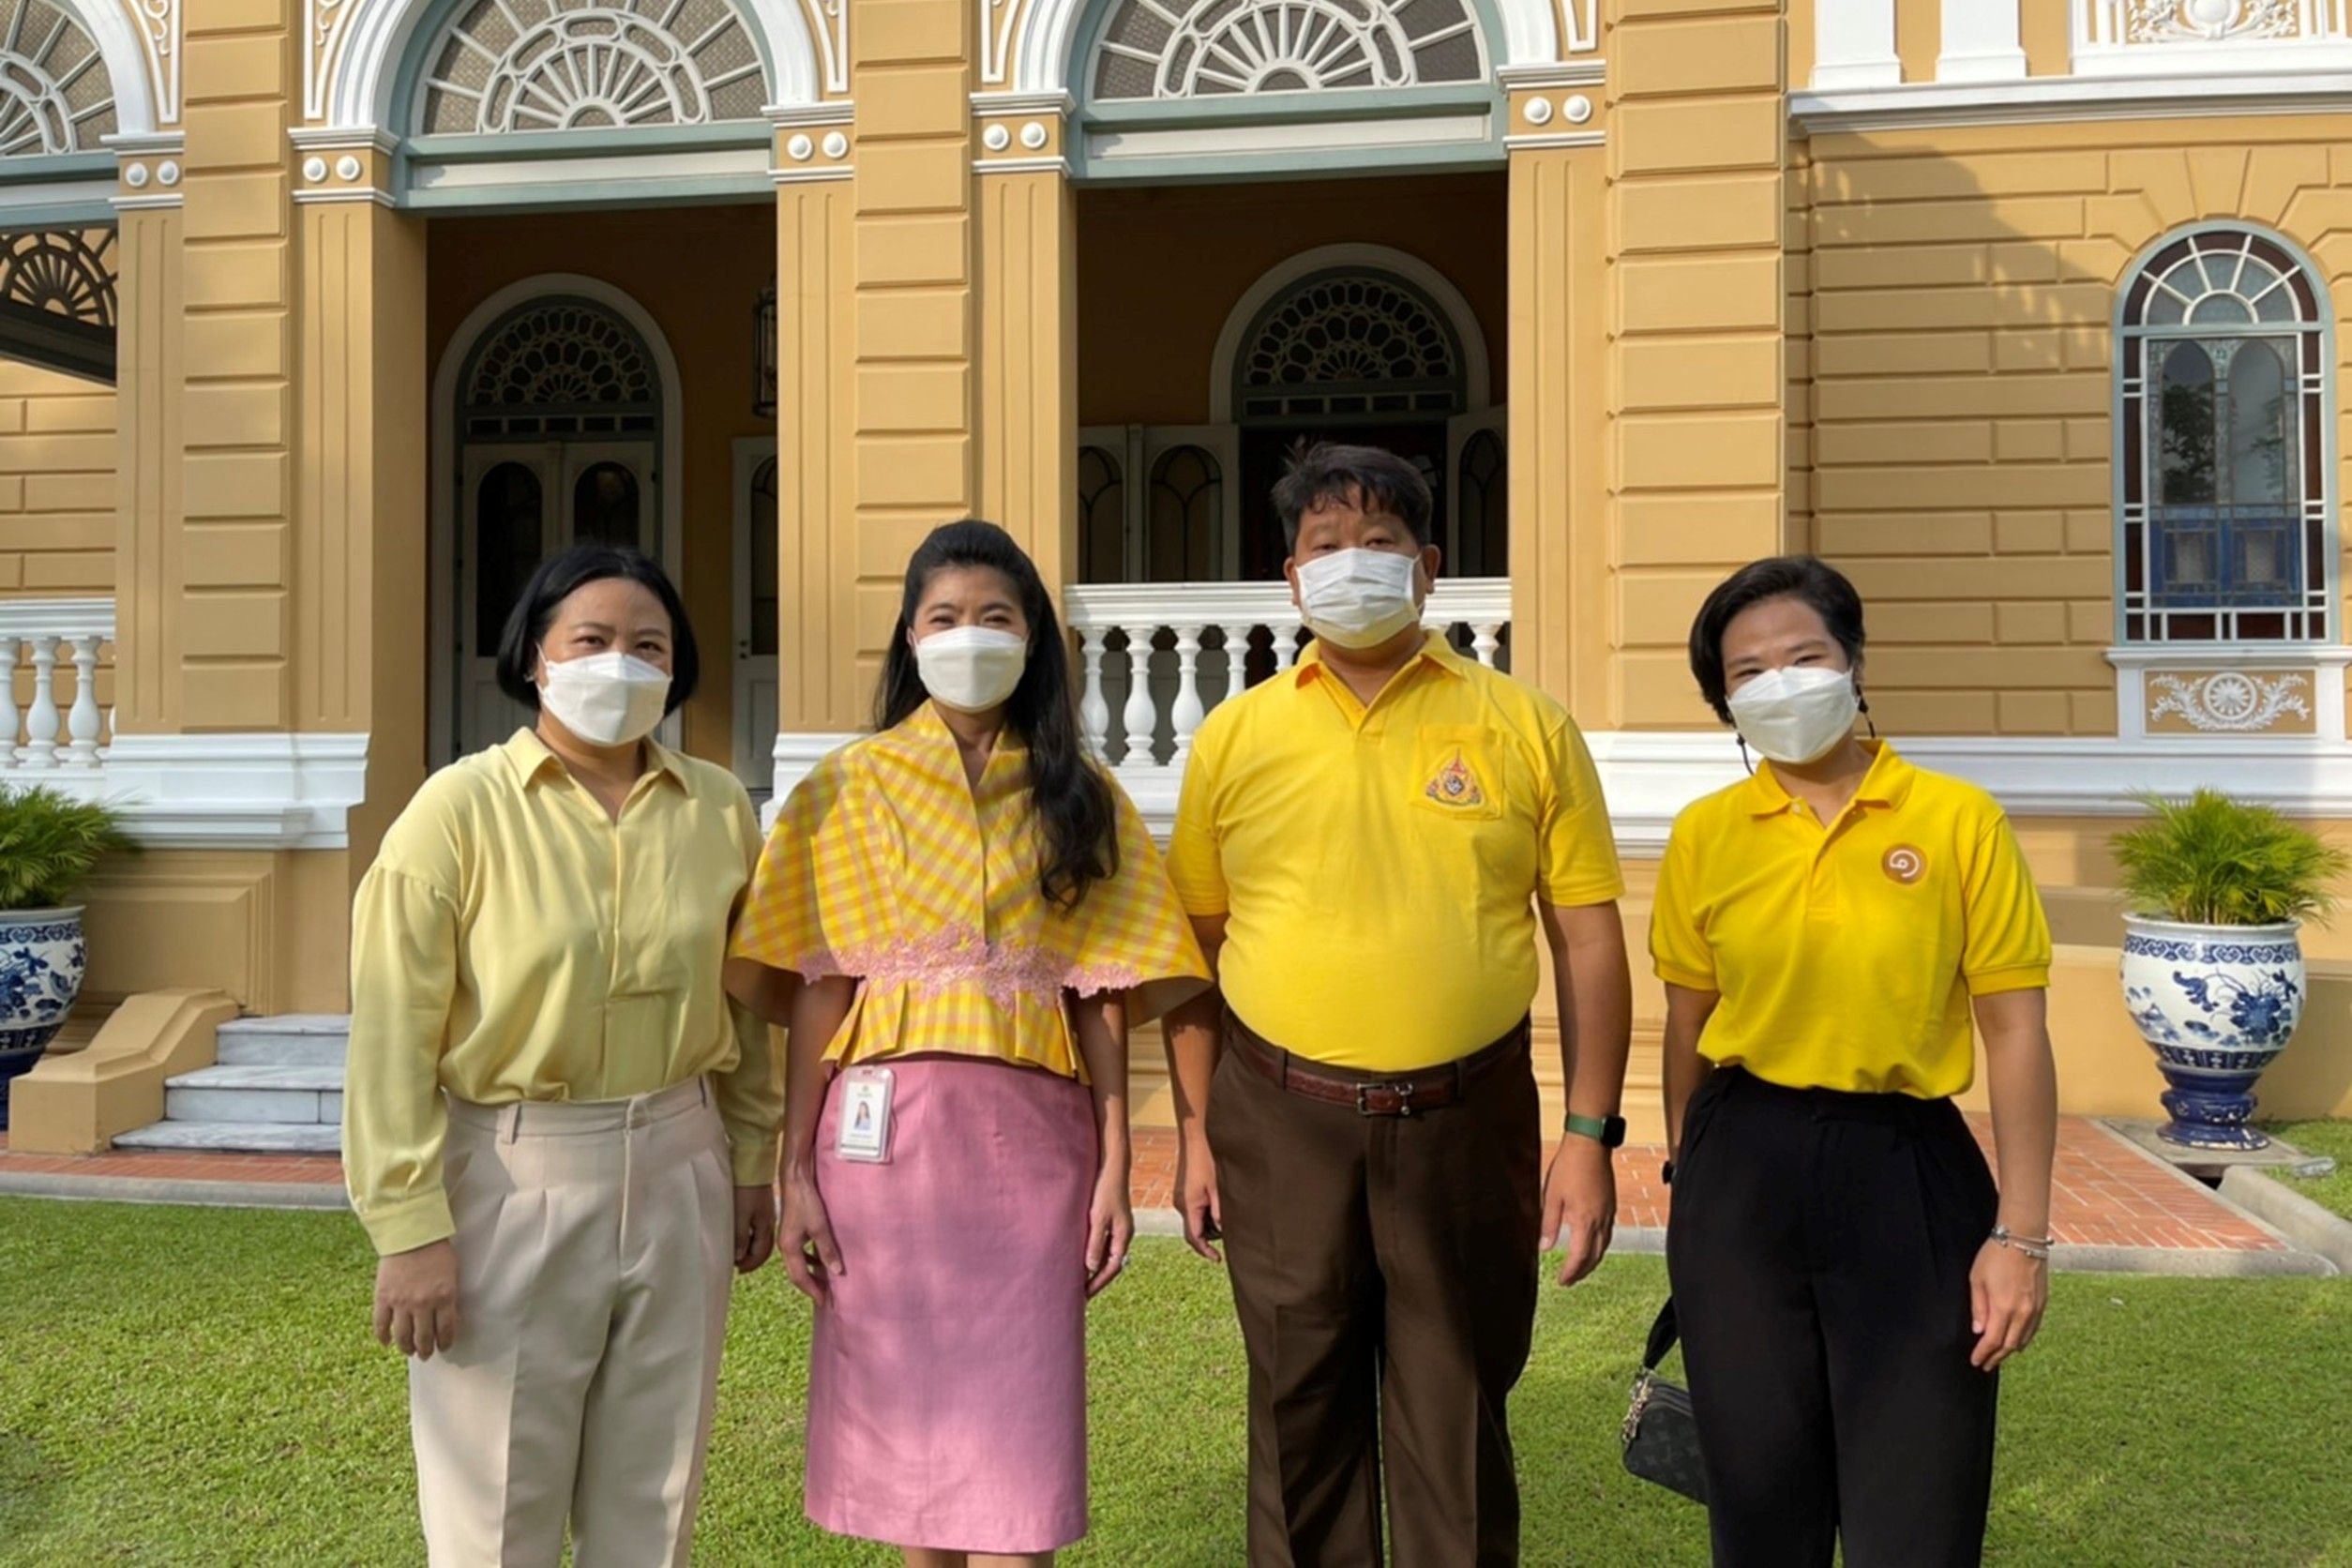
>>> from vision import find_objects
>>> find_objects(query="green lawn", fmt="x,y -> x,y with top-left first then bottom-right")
1,1199 -> 2346,1566
2266,1120 -> 2352,1223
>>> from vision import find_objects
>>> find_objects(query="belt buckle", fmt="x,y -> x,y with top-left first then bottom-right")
1355,1080 -> 1418,1117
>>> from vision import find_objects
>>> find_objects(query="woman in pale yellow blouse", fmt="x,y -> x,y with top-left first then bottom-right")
345,544 -> 784,1568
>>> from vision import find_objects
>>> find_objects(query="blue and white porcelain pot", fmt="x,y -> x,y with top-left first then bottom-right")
0,905 -> 88,1130
2119,914 -> 2302,1151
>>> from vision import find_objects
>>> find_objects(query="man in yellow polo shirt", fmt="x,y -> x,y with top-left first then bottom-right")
1165,442 -> 1633,1566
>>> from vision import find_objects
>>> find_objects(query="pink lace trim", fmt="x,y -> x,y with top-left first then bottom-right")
784,927 -> 1149,1009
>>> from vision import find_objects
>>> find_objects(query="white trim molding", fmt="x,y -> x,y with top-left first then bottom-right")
762,731 -> 861,829
1585,730 -> 2352,853
95,732 -> 370,851
1792,70 -> 2352,133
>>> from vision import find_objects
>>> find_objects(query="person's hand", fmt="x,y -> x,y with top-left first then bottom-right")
1174,1130 -> 1222,1262
733,1184 -> 777,1274
1968,1239 -> 2047,1370
1540,1137 -> 1615,1287
374,1239 -> 460,1360
1084,1156 -> 1134,1299
778,1167 -> 844,1304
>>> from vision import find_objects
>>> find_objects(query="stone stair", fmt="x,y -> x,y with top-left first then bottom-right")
112,1015 -> 350,1155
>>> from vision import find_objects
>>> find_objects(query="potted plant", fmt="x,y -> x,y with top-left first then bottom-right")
2112,789 -> 2346,1151
0,786 -> 134,1128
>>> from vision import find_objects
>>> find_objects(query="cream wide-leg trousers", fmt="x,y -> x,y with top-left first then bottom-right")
410,1077 -> 736,1568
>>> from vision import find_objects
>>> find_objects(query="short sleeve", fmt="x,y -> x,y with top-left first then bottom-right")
730,751 -> 891,977
1535,717 -> 1625,907
1165,720 -> 1229,917
1648,820 -> 1716,992
1961,813 -> 2052,996
1063,778 -> 1214,1025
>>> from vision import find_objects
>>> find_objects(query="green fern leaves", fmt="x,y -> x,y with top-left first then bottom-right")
2111,789 -> 2346,928
0,787 -> 136,911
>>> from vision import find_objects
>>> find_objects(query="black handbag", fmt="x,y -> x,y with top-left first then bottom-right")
1621,1300 -> 1707,1503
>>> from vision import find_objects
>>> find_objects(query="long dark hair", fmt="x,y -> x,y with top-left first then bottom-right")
877,520 -> 1117,912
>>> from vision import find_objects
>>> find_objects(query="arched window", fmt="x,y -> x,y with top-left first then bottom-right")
0,0 -> 116,157
2118,227 -> 2331,644
1235,268 -> 1467,423
1090,0 -> 1485,101
417,0 -> 769,134
460,296 -> 660,439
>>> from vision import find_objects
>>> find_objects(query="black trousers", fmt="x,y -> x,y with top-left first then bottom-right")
1665,1067 -> 2001,1568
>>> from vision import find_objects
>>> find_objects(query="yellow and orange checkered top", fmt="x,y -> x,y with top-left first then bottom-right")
731,702 -> 1212,1079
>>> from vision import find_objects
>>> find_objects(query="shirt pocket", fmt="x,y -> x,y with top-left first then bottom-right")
1409,724 -> 1506,823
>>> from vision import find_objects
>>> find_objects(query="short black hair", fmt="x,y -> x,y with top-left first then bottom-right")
1686,555 -> 1865,724
495,543 -> 700,714
1271,440 -> 1434,549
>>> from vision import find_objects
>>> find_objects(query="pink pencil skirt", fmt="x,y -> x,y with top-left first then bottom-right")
804,1053 -> 1096,1555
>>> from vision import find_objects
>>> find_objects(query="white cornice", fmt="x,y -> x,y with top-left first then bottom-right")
93,733 -> 370,851
289,126 -> 400,156
1793,71 -> 2352,134
1495,60 -> 1606,91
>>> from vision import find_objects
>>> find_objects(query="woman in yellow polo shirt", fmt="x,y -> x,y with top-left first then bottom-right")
1652,555 -> 2058,1567
345,544 -> 783,1566
727,520 -> 1209,1564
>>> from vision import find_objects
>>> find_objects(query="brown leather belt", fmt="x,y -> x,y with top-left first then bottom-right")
1224,1011 -> 1530,1118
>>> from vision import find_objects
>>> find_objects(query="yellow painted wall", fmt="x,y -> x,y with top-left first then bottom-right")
1797,119 -> 2352,739
0,360 -> 114,594
1075,174 -> 1509,427
426,204 -> 778,770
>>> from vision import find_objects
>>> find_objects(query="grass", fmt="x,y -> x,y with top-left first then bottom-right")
0,1199 -> 2346,1565
2265,1120 -> 2352,1222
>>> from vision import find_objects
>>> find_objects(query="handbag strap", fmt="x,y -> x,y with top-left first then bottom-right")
1642,1299 -> 1679,1371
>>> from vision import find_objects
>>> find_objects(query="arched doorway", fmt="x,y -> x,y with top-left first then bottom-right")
445,292 -> 666,759
1226,259 -> 1503,580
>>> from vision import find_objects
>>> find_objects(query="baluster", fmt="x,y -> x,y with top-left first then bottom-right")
1169,623 -> 1206,761
0,637 -> 18,764
1272,619 -> 1301,672
20,635 -> 61,769
1077,626 -> 1110,761
1121,624 -> 1159,767
63,637 -> 103,767
1471,621 -> 1502,670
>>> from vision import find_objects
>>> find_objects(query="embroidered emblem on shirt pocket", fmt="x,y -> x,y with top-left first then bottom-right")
1882,844 -> 1926,884
1425,749 -> 1487,810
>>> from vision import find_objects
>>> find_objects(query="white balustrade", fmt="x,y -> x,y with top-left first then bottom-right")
0,600 -> 115,775
1063,579 -> 1512,775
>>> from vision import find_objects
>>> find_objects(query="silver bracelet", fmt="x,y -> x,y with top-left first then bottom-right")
1989,1224 -> 2054,1261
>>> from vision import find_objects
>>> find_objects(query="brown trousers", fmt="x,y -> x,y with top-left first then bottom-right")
1209,1014 -> 1543,1568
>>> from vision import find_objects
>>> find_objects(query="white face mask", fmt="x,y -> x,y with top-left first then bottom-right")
1294,548 -> 1424,651
914,626 -> 1028,714
537,650 -> 671,748
1726,665 -> 1861,765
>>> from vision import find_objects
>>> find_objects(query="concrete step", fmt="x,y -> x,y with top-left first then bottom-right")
163,1062 -> 341,1125
113,1121 -> 342,1155
215,1014 -> 350,1068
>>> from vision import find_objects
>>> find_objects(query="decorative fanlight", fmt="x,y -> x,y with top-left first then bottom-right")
754,279 -> 777,418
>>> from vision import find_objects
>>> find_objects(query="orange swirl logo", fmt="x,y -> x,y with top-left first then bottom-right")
1882,845 -> 1925,884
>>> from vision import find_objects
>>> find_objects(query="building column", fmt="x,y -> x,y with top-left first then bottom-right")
772,121 -> 861,746
291,135 -> 427,872
1606,0 -> 1790,730
848,0 -> 979,703
972,97 -> 1078,589
1502,70 -> 1612,725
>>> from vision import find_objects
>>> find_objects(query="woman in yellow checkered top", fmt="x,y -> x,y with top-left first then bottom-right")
725,519 -> 1211,1566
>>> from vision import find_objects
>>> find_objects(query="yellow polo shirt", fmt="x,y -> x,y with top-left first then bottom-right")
1168,634 -> 1623,1071
1649,742 -> 2051,1099
345,731 -> 784,1256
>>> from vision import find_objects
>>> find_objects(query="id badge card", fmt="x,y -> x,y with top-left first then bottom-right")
835,1066 -> 895,1164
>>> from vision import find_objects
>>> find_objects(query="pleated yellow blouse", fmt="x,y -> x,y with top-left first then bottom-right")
731,704 -> 1211,1079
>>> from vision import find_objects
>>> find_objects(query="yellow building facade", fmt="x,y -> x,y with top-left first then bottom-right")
4,0 -> 2351,1153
